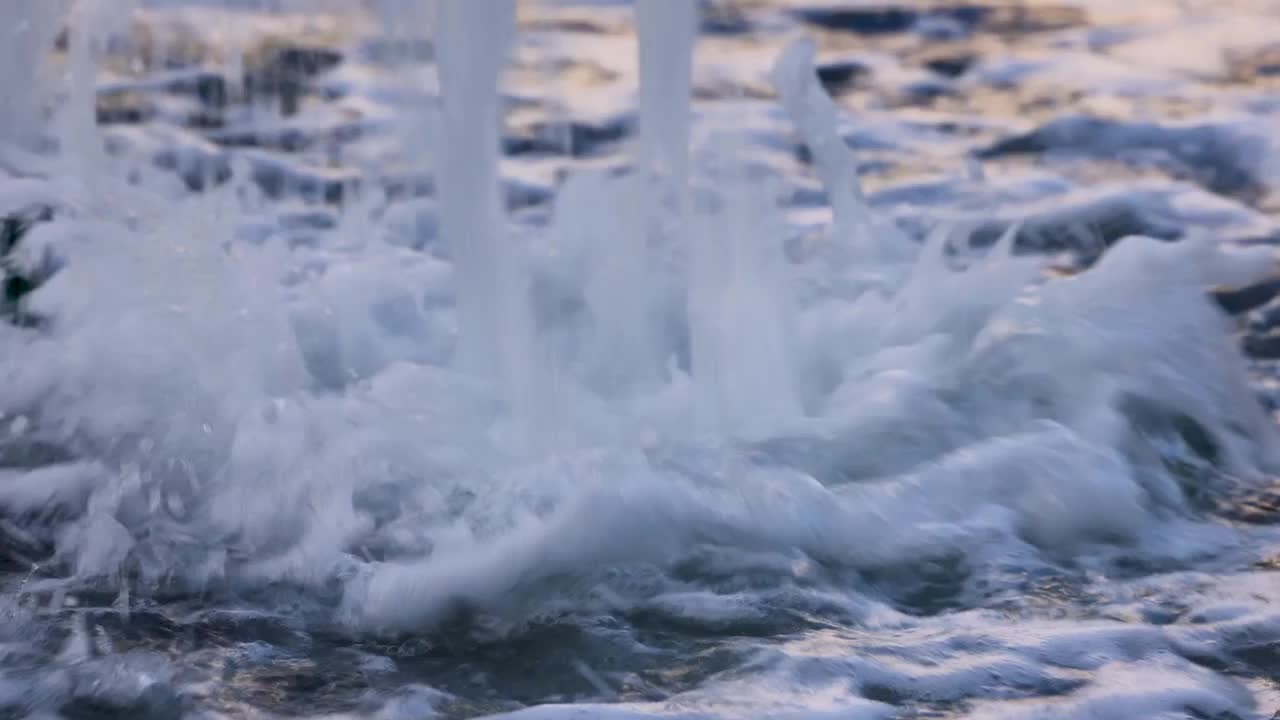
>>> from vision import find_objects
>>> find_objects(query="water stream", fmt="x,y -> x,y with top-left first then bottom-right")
1,1 -> 1279,718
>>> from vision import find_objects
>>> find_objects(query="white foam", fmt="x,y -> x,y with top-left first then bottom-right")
0,17 -> 1277,720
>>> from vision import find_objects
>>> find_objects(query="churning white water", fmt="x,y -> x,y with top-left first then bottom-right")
1,1 -> 1280,718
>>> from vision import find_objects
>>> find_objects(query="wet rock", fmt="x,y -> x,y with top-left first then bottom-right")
966,194 -> 1181,260
899,78 -> 956,104
243,41 -> 344,116
506,178 -> 555,210
923,53 -> 976,78
0,515 -> 50,569
1244,329 -> 1280,359
168,70 -> 229,109
982,5 -> 1087,33
702,2 -> 751,35
1,204 -> 56,327
211,118 -> 365,153
523,17 -> 617,35
1237,230 -> 1280,246
1216,484 -> 1280,524
1226,43 -> 1280,81
815,59 -> 871,94
0,437 -> 77,471
94,70 -> 233,130
53,653 -> 186,720
241,150 -> 359,205
978,115 -> 1268,201
1211,277 -> 1280,316
96,95 -> 153,126
793,5 -> 988,36
209,125 -> 312,152
505,114 -> 633,157
153,139 -> 231,192
105,126 -> 232,192
99,68 -> 229,111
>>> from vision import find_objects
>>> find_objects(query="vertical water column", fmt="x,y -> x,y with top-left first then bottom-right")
433,0 -> 519,376
60,0 -> 135,183
375,0 -> 434,173
636,0 -> 697,186
687,152 -> 803,438
432,0 -> 541,448
0,1 -> 66,148
584,0 -> 696,391
771,38 -> 910,265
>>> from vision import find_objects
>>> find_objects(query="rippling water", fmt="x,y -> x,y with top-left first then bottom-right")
2,1 -> 1280,718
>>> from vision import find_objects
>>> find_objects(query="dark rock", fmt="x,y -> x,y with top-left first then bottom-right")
924,54 -> 976,78
209,125 -> 314,152
267,45 -> 344,78
0,437 -> 77,469
1226,43 -> 1280,81
1236,230 -> 1280,246
175,71 -> 230,109
151,136 -> 232,192
1,204 -> 56,326
506,178 -> 555,210
1211,277 -> 1280,316
3,275 -> 34,305
988,5 -> 1084,33
151,69 -> 230,108
977,115 -> 1268,201
966,195 -> 1181,261
900,79 -> 955,104
208,119 -> 365,153
97,69 -> 230,124
241,150 -> 359,205
244,43 -> 344,116
1244,329 -> 1280,359
505,114 -> 634,157
0,515 -> 51,569
815,60 -> 871,94
523,17 -> 615,35
1215,484 -> 1280,524
702,2 -> 751,35
0,205 -> 53,256
103,126 -> 232,192
96,102 -> 153,126
793,5 -> 988,35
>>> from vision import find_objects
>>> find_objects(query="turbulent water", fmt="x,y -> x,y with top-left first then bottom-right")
2,0 -> 1280,718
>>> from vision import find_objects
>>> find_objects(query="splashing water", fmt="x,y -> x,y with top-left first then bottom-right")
1,1 -> 1280,718
431,0 -> 539,421
0,1 -> 67,150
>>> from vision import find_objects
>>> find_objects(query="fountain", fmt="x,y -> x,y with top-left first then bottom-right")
578,0 -> 701,392
636,0 -> 697,186
432,0 -> 544,450
432,0 -> 518,378
0,1 -> 67,150
688,153 -> 803,437
642,1 -> 803,435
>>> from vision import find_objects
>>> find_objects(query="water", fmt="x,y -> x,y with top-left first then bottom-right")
635,0 -> 695,186
2,0 -> 1280,718
0,1 -> 66,150
431,0 -> 549,452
